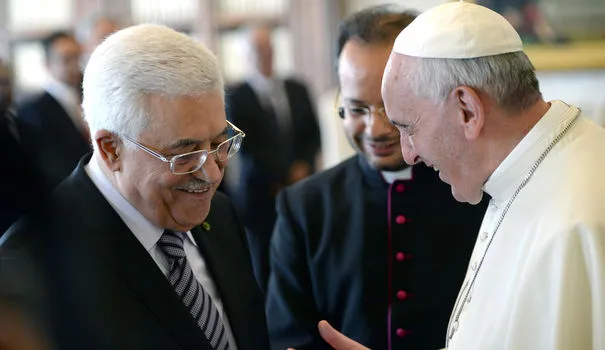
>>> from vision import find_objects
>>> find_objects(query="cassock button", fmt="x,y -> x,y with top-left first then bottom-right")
395,215 -> 407,224
480,231 -> 488,241
396,328 -> 409,338
471,262 -> 478,271
397,290 -> 408,300
396,252 -> 405,261
395,184 -> 405,193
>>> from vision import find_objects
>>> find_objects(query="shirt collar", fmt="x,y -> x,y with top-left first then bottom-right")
483,100 -> 580,203
46,77 -> 79,109
85,155 -> 165,252
248,72 -> 280,95
381,166 -> 413,184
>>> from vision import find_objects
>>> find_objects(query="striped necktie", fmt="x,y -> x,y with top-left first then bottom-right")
158,230 -> 230,350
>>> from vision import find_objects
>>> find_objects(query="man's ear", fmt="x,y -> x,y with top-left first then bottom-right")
94,130 -> 122,171
451,86 -> 485,140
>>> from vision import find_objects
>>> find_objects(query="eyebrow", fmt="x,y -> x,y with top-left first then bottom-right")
344,98 -> 370,105
165,125 -> 230,150
166,138 -> 200,150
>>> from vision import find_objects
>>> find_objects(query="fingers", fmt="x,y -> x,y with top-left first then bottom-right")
318,320 -> 369,350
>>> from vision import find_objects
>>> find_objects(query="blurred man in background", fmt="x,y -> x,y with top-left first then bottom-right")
17,31 -> 89,191
225,24 -> 321,291
266,6 -> 487,350
0,61 -> 42,235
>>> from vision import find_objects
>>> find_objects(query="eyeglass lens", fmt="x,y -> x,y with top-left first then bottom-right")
171,134 -> 244,174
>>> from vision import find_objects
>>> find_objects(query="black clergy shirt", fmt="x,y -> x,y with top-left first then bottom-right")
266,155 -> 489,350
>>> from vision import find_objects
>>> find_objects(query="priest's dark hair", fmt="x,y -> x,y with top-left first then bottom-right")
335,5 -> 417,70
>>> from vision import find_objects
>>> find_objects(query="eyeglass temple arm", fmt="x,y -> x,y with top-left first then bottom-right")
226,120 -> 246,138
122,135 -> 171,163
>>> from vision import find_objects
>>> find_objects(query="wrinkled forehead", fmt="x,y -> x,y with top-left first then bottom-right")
381,52 -> 406,99
144,92 -> 226,135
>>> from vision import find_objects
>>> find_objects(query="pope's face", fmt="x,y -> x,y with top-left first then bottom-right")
382,54 -> 485,204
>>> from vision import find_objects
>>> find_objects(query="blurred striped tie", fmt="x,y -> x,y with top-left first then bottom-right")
159,230 -> 230,350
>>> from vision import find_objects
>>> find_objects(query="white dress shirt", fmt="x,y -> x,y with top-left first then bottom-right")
248,72 -> 292,133
85,157 -> 238,349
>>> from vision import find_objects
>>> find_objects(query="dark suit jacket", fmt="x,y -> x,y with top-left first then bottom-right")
17,91 -> 90,191
0,155 -> 269,350
266,156 -> 489,350
225,78 -> 321,290
0,110 -> 43,235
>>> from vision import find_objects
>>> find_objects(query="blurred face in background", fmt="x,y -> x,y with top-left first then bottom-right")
46,36 -> 83,90
248,26 -> 274,78
338,40 -> 406,171
81,19 -> 120,67
89,19 -> 120,51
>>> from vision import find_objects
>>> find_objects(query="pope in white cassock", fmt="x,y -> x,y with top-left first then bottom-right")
290,1 -> 605,350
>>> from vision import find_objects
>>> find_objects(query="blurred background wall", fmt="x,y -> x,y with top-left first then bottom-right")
1,0 -> 604,167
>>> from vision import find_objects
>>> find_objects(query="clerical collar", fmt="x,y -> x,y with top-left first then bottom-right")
483,100 -> 580,203
381,166 -> 413,184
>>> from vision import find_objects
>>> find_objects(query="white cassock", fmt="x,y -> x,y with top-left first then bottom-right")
447,100 -> 605,350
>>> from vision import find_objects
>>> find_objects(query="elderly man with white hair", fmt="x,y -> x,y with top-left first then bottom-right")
0,24 -> 269,350
293,1 -> 605,350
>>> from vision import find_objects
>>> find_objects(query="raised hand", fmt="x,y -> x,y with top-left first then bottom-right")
288,320 -> 370,350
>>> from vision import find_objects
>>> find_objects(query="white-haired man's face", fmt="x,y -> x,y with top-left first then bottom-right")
114,92 -> 228,231
382,54 -> 486,205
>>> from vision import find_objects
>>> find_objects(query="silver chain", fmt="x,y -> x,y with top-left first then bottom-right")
445,107 -> 581,347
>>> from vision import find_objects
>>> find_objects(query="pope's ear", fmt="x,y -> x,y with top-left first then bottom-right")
452,86 -> 484,140
94,130 -> 122,171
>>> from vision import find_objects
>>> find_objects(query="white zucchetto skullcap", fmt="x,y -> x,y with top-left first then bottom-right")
393,1 -> 523,59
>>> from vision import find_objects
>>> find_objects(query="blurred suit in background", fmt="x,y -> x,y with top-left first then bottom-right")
17,31 -> 89,192
225,24 -> 321,291
0,62 -> 44,235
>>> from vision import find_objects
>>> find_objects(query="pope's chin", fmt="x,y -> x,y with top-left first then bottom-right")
450,185 -> 484,205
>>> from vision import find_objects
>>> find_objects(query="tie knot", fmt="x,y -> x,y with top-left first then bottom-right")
158,230 -> 187,260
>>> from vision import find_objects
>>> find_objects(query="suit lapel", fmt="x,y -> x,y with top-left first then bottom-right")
109,225 -> 211,350
67,159 -> 211,350
191,199 -> 261,350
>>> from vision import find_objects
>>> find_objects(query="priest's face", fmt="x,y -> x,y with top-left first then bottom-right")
337,40 -> 406,171
382,54 -> 484,204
